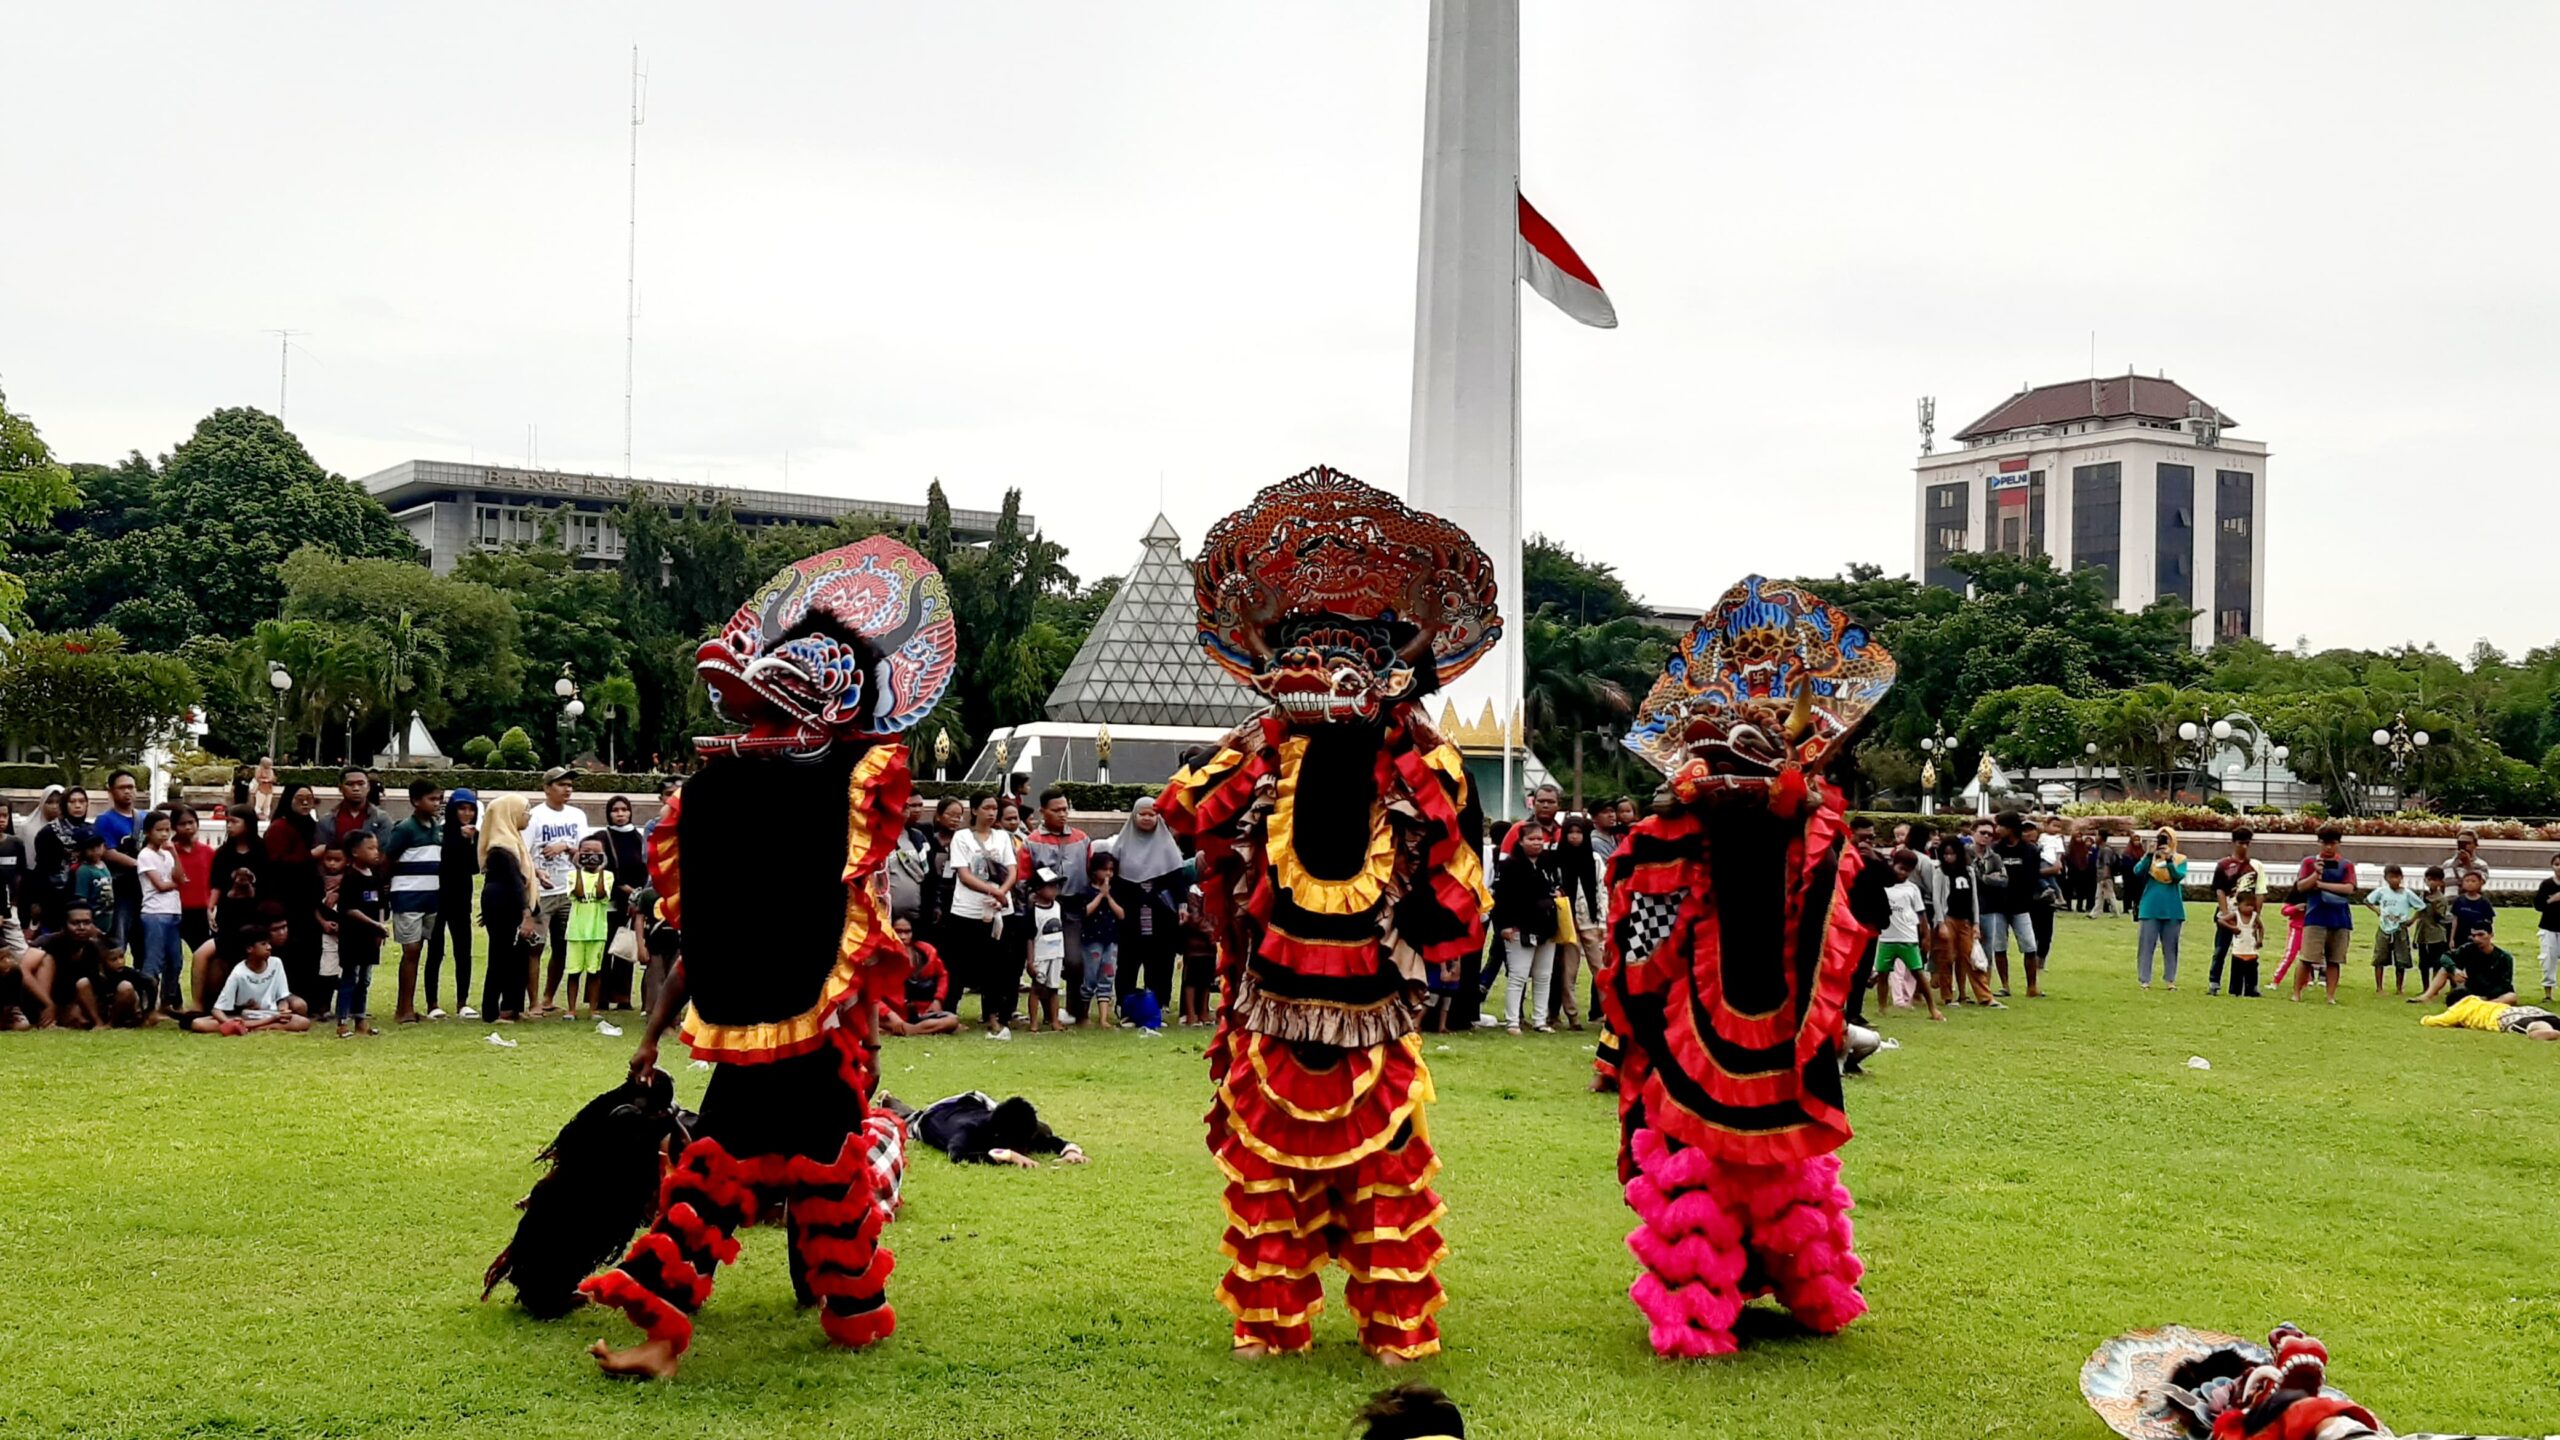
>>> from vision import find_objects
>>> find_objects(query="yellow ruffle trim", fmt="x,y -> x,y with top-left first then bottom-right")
680,744 -> 903,1056
1266,735 -> 1394,915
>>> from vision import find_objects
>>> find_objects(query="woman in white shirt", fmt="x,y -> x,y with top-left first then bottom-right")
940,794 -> 1017,1040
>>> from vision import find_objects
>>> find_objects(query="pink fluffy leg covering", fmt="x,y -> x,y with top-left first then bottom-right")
1623,1132 -> 1868,1355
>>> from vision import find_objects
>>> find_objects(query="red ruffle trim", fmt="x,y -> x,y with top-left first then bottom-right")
1208,1032 -> 1425,1173
578,1268 -> 694,1352
819,1303 -> 896,1349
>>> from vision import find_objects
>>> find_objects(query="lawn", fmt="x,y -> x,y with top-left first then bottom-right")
4,909 -> 2557,1439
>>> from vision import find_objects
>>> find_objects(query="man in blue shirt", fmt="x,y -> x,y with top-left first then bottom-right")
384,780 -> 444,1023
91,769 -> 144,948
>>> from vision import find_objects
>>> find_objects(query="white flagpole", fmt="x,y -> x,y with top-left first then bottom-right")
1406,0 -> 1523,822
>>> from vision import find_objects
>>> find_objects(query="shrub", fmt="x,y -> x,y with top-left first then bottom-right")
493,726 -> 538,769
459,736 -> 497,766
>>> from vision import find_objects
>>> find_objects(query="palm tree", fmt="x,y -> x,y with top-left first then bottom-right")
1523,613 -> 1656,810
589,673 -> 642,770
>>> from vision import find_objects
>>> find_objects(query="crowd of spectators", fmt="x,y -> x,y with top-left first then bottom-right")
0,764 -> 679,1038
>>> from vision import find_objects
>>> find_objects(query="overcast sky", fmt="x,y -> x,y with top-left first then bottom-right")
7,3 -> 2555,655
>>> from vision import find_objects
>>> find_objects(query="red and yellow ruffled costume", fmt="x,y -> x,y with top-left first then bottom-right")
1599,575 -> 1897,1358
581,537 -> 956,1360
1162,468 -> 1498,1360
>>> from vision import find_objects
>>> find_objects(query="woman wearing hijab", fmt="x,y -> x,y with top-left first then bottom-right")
264,782 -> 325,1009
478,794 -> 539,1022
24,785 -> 71,929
597,795 -> 649,1010
1104,796 -> 1189,1011
430,788 -> 480,1019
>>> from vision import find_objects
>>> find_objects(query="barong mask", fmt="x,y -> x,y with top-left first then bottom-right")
695,536 -> 958,758
1621,575 -> 1894,809
1195,466 -> 1500,727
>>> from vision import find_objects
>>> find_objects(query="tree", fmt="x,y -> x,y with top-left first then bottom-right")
942,489 -> 1071,738
1962,685 -> 2083,768
0,386 -> 82,635
281,548 -> 512,746
0,629 -> 199,782
1522,613 -> 1664,809
589,673 -> 642,770
494,726 -> 539,769
1524,534 -> 1638,622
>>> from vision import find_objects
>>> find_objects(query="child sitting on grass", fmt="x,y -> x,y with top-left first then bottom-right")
1023,867 -> 1066,1033
190,929 -> 311,1033
2225,893 -> 2265,997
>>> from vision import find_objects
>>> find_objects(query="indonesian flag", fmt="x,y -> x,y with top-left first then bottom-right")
1517,192 -> 1617,329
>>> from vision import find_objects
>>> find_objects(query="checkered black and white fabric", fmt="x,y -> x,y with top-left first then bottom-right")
1616,890 -> 1687,967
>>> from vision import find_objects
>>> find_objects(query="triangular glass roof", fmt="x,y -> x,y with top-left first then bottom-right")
1045,514 -> 1265,727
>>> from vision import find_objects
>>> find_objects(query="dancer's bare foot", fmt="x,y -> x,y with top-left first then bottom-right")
590,1337 -> 681,1380
1231,1342 -> 1272,1362
1373,1349 -> 1416,1368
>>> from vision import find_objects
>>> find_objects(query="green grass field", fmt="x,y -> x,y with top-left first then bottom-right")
5,909 -> 2557,1439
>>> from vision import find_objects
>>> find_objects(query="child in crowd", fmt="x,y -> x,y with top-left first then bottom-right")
1023,867 -> 1066,1032
1178,882 -> 1219,1029
2271,901 -> 2307,990
2450,870 -> 2497,950
2365,864 -> 2422,997
1931,834 -> 1993,1008
1873,853 -> 1942,1021
135,811 -> 186,1017
92,940 -> 155,1027
2226,892 -> 2266,997
189,929 -> 311,1034
171,806 -> 215,953
561,836 -> 614,1027
72,835 -> 114,934
334,833 -> 390,1036
2536,854 -> 2560,1002
2410,867 -> 2455,1001
314,843 -> 348,1019
882,913 -> 960,1036
1078,852 -> 1124,1029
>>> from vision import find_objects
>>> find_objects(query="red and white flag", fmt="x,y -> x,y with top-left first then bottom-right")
1517,192 -> 1616,329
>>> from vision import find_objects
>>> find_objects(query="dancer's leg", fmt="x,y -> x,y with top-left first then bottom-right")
1339,1127 -> 1446,1362
1217,1167 -> 1329,1356
1622,1126 -> 1748,1358
1742,1152 -> 1867,1336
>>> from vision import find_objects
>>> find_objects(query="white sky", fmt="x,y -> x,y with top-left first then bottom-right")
6,3 -> 2555,655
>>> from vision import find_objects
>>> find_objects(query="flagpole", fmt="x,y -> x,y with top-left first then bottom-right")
1505,144 -> 1522,824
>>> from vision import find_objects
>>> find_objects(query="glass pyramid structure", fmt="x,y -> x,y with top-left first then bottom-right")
1044,514 -> 1266,728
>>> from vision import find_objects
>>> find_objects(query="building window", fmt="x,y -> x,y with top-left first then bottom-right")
2071,462 -> 2121,601
1923,481 -> 1970,589
1984,470 -> 2044,561
2156,464 -> 2195,608
2215,469 -> 2255,639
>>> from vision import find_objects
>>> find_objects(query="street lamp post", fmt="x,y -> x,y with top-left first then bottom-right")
2371,711 -> 2430,811
2077,740 -> 2099,801
1917,723 -> 1949,816
554,665 -> 581,761
2266,745 -> 2289,812
266,662 -> 293,760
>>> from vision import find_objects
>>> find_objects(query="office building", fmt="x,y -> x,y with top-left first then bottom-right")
1912,374 -> 2268,645
355,460 -> 1023,575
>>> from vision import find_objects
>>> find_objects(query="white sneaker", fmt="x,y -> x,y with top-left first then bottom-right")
1139,1027 -> 1162,1038
484,1032 -> 518,1049
459,1006 -> 480,1020
1472,1016 -> 1500,1029
427,1006 -> 447,1021
596,1020 -> 624,1038
988,1027 -> 1013,1042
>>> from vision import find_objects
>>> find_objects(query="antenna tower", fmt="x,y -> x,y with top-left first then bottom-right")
267,329 -> 306,423
1916,396 -> 1936,456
